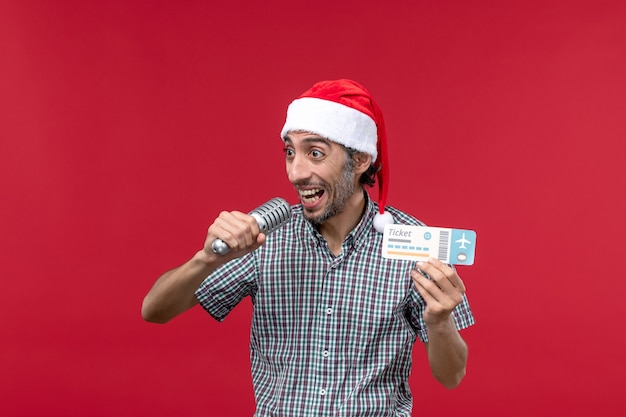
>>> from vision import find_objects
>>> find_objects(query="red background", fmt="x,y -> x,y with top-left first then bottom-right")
2,1 -> 625,416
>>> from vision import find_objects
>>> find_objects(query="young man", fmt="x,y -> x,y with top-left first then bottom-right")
142,79 -> 475,416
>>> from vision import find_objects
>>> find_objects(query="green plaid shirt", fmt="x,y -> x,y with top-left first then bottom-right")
196,194 -> 475,416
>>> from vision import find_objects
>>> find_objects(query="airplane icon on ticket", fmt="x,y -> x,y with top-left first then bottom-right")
455,233 -> 471,249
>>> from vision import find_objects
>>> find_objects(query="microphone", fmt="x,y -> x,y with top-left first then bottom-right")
211,197 -> 292,255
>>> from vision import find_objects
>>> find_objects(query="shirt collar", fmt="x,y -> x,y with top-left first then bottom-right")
350,191 -> 377,250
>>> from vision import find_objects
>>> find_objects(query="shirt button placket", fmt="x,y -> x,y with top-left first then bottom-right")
318,265 -> 335,406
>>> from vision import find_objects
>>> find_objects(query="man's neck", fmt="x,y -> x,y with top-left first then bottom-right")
318,188 -> 366,256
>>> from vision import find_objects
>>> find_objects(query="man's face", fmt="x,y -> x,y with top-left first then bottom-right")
284,131 -> 358,226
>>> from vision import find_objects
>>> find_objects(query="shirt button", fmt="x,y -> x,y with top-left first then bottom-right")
326,307 -> 333,315
319,389 -> 327,396
322,350 -> 329,357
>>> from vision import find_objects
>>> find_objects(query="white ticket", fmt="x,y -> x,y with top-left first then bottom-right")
382,224 -> 476,265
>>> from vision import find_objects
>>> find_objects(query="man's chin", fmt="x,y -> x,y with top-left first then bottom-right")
303,211 -> 324,227
304,205 -> 344,227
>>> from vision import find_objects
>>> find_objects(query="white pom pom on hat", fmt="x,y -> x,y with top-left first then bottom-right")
280,79 -> 394,233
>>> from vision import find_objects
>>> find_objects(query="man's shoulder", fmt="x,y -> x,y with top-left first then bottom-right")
385,205 -> 427,227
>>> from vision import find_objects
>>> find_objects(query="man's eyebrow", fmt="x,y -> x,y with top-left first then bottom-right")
284,135 -> 331,146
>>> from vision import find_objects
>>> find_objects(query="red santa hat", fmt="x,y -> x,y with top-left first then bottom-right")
280,79 -> 394,232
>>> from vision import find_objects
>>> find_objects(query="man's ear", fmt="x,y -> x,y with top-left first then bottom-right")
354,152 -> 372,175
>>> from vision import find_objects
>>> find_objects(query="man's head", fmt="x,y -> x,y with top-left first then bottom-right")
281,79 -> 394,232
283,131 -> 371,227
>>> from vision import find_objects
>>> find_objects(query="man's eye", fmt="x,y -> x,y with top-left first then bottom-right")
310,150 -> 324,158
283,148 -> 294,157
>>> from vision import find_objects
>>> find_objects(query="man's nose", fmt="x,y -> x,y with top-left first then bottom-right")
287,154 -> 311,183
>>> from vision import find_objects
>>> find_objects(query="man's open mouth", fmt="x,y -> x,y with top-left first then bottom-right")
299,188 -> 324,204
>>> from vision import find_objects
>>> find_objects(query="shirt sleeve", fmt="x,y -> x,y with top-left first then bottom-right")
407,287 -> 475,343
194,252 -> 258,322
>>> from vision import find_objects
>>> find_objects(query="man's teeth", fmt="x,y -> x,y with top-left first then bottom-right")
300,189 -> 322,202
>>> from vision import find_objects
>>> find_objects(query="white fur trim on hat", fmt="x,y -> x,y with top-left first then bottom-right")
280,97 -> 378,163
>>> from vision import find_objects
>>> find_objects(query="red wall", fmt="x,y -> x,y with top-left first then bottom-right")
2,1 -> 625,416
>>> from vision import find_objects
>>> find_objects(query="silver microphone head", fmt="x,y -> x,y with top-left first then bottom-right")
249,197 -> 292,234
212,197 -> 292,255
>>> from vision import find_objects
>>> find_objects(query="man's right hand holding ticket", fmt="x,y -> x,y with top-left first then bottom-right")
410,258 -> 469,388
